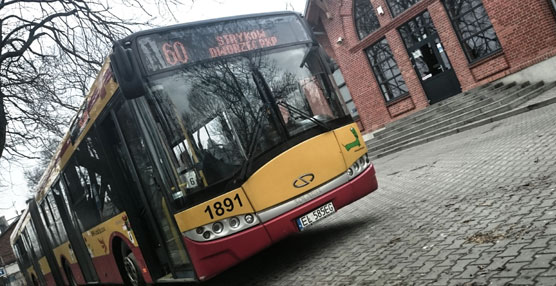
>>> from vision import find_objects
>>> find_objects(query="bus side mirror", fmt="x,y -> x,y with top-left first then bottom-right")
110,42 -> 146,99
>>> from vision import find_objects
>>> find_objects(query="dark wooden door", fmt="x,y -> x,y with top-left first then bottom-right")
408,37 -> 461,104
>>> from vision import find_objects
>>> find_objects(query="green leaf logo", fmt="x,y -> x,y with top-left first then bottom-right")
344,128 -> 361,151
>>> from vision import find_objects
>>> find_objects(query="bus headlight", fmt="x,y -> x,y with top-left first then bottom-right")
203,231 -> 211,239
244,214 -> 254,224
347,153 -> 371,180
183,213 -> 260,242
212,222 -> 224,234
229,217 -> 240,228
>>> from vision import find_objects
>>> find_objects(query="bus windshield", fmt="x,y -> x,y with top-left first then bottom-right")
144,44 -> 347,205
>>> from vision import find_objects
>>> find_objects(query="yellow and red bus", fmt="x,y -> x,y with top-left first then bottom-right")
10,11 -> 378,285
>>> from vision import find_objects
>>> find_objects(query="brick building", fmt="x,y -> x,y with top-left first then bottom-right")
305,0 -> 556,136
0,216 -> 24,286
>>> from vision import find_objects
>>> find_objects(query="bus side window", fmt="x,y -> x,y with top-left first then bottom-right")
63,159 -> 101,232
23,222 -> 43,259
38,200 -> 60,246
47,192 -> 68,243
14,238 -> 30,268
63,130 -> 123,232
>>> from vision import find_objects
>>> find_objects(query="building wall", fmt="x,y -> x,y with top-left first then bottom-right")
306,0 -> 556,133
0,224 -> 16,266
0,219 -> 23,286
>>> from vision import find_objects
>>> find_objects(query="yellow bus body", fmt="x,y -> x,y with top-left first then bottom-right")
173,122 -> 368,233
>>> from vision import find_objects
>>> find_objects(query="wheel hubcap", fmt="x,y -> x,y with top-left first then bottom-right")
124,256 -> 139,286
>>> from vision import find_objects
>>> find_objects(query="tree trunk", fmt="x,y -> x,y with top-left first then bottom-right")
0,96 -> 6,159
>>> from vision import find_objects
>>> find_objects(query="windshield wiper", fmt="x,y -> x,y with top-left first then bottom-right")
277,100 -> 331,131
233,105 -> 266,183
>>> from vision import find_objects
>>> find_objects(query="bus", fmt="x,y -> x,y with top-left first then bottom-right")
10,11 -> 378,285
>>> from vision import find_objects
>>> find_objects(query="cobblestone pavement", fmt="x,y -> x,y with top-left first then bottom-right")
202,102 -> 556,286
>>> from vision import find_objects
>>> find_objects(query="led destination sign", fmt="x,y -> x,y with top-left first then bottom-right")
137,14 -> 310,73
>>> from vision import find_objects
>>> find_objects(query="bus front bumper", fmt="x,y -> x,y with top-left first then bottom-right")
183,164 -> 378,281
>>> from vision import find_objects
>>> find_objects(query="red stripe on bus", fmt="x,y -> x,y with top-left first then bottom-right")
264,165 -> 378,242
43,272 -> 55,286
90,254 -> 123,284
184,165 -> 378,281
68,261 -> 86,285
183,225 -> 272,281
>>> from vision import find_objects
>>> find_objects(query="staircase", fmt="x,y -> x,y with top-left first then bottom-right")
367,81 -> 556,159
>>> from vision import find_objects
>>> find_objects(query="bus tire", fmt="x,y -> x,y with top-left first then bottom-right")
63,259 -> 78,286
122,250 -> 145,286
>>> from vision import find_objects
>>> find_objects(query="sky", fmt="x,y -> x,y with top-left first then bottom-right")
0,0 -> 308,221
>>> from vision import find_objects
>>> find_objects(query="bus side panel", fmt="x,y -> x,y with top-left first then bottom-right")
38,257 -> 55,286
26,266 -> 38,285
264,164 -> 378,242
87,231 -> 152,284
67,259 -> 86,285
43,272 -> 55,286
80,212 -> 153,284
183,225 -> 272,281
120,232 -> 155,284
90,253 -> 124,284
53,242 -> 86,285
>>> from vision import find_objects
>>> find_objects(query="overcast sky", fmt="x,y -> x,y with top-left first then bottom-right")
0,0 -> 308,221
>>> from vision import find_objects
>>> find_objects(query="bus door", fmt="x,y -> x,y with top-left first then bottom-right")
98,97 -> 193,280
51,181 -> 100,283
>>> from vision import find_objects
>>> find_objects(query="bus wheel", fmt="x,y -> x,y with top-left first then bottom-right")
122,251 -> 145,286
63,260 -> 78,286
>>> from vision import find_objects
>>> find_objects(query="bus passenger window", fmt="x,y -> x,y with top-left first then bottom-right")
47,192 -> 68,243
24,222 -> 43,259
63,162 -> 101,231
14,238 -> 30,267
39,200 -> 60,246
63,130 -> 123,232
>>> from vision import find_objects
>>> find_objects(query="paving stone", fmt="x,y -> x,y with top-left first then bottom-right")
508,268 -> 545,285
523,253 -> 556,269
492,262 -> 529,278
510,248 -> 540,263
536,276 -> 556,286
497,243 -> 527,257
202,103 -> 556,285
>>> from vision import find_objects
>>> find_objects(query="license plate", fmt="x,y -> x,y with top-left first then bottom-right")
296,202 -> 335,231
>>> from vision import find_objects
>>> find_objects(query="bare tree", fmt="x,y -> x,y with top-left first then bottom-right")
0,0 -> 189,162
23,136 -> 58,189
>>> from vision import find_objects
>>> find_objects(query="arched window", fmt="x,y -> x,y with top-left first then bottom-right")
354,0 -> 380,40
386,0 -> 421,18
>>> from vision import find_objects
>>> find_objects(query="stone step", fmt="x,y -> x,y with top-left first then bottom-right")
369,81 -> 549,154
373,82 -> 535,142
368,81 -> 556,158
373,82 -> 525,140
374,82 -> 513,138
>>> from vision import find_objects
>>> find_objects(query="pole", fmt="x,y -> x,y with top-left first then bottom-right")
0,255 -> 5,286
